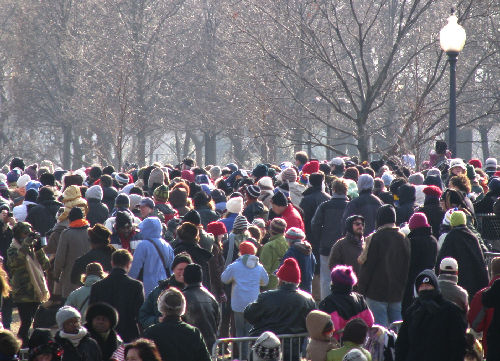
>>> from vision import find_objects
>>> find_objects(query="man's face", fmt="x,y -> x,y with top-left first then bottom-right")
117,223 -> 132,237
352,220 -> 364,236
92,315 -> 111,333
173,262 -> 189,284
418,283 -> 434,292
272,204 -> 286,215
140,205 -> 153,218
62,317 -> 81,334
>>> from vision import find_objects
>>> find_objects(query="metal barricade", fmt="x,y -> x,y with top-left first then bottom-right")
211,332 -> 308,361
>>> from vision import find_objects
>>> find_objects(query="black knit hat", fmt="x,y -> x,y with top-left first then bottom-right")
39,173 -> 56,187
114,194 -> 130,208
309,172 -> 324,187
376,204 -> 396,227
172,252 -> 193,270
183,210 -> 201,226
68,207 -> 84,222
183,263 -> 203,284
115,211 -> 132,228
85,302 -> 119,328
28,328 -> 62,361
271,191 -> 288,207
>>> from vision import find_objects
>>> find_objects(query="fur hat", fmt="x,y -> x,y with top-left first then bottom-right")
56,306 -> 81,329
85,302 -> 118,328
276,258 -> 301,284
88,223 -> 111,245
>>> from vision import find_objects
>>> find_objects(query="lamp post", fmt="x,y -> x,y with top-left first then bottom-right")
440,8 -> 466,158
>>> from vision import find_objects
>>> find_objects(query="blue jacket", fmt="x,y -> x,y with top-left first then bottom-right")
220,213 -> 237,233
282,242 -> 316,293
129,217 -> 175,296
221,255 -> 269,312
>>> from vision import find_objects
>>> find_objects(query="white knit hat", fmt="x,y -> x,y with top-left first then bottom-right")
17,174 -> 31,188
56,305 -> 81,329
85,185 -> 103,200
226,196 -> 243,214
258,176 -> 274,190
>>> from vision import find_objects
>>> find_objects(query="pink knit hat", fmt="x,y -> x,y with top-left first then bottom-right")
408,212 -> 430,230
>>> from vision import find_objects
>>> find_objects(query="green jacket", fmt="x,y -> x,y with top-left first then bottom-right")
326,341 -> 372,361
259,234 -> 288,290
7,239 -> 50,303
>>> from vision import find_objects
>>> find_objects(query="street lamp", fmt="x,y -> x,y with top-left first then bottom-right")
440,8 -> 466,157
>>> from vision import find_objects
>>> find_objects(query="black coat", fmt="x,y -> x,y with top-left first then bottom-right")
55,331 -> 102,361
436,226 -> 489,300
475,191 -> 500,214
84,323 -> 121,361
395,289 -> 466,361
86,199 -> 109,226
183,283 -> 220,349
417,197 -> 445,238
242,200 -> 268,223
174,242 -> 212,288
194,205 -> 220,229
90,268 -> 144,342
71,246 -> 115,285
402,227 -> 438,313
482,278 -> 500,361
101,187 -> 118,215
341,190 -> 383,235
244,283 -> 316,336
311,195 -> 349,256
299,186 -> 331,257
26,199 -> 63,236
143,316 -> 211,361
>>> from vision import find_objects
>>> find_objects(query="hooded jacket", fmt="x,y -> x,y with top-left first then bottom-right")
311,195 -> 348,257
221,255 -> 269,312
282,241 -> 316,293
306,310 -> 339,361
395,184 -> 416,225
129,217 -> 175,296
341,190 -> 383,236
328,217 -> 364,275
65,274 -> 102,316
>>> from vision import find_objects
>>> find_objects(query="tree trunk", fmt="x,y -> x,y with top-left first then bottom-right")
356,122 -> 369,161
204,131 -> 217,166
479,126 -> 490,160
72,134 -> 83,168
293,128 -> 303,153
62,124 -> 72,169
137,128 -> 146,166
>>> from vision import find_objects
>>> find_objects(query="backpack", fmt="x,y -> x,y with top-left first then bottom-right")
364,325 -> 397,361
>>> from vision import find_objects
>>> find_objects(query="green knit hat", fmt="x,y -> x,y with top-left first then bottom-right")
450,210 -> 466,227
153,184 -> 170,202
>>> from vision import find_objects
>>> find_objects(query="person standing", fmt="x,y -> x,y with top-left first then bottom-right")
84,302 -> 122,361
437,257 -> 469,313
259,218 -> 288,290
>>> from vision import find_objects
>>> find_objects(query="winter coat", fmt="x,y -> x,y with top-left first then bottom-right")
328,233 -> 363,276
402,227 -> 437,313
55,330 -> 102,361
327,342 -> 372,361
358,227 -> 410,303
300,186 -> 331,268
474,191 -> 500,214
319,284 -> 374,341
281,204 -> 305,231
221,255 -> 269,312
26,199 -> 63,236
198,229 -> 215,253
85,322 -> 122,361
306,311 -> 339,361
481,278 -> 500,361
243,200 -> 268,223
220,213 -> 237,233
436,226 -> 488,300
101,186 -> 118,215
139,275 -> 184,329
244,282 -> 316,336
174,241 -> 212,289
341,190 -> 383,235
438,273 -> 469,312
54,223 -> 91,298
13,201 -> 37,222
183,282 -> 220,350
395,271 -> 467,361
208,240 -> 225,299
282,241 -> 316,293
71,246 -> 115,285
90,268 -> 144,342
195,205 -> 219,229
86,198 -> 109,226
65,275 -> 102,315
44,222 -> 67,255
128,217 -> 175,296
143,315 -> 211,361
417,197 -> 445,239
395,186 -> 416,225
289,182 -> 306,208
109,229 -> 141,252
222,232 -> 249,265
7,239 -> 50,303
259,233 -> 289,290
311,195 -> 349,257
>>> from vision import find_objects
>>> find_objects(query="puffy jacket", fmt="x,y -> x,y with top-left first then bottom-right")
259,233 -> 288,290
311,195 -> 349,256
341,190 -> 383,235
86,198 -> 109,226
183,283 -> 220,350
55,330 -> 102,361
244,282 -> 316,336
221,254 -> 269,312
282,242 -> 316,293
65,275 -> 101,316
129,217 -> 175,296
281,204 -> 305,231
26,199 -> 63,236
306,310 -> 339,361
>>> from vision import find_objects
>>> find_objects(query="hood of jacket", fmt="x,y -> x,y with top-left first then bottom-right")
84,274 -> 102,287
240,254 -> 259,269
292,241 -> 312,255
138,217 -> 162,239
306,310 -> 332,341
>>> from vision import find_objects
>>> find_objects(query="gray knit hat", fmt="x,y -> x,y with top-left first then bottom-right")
357,174 -> 374,191
232,215 -> 249,232
56,306 -> 81,329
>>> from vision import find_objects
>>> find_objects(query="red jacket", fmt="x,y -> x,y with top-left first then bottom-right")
281,204 -> 305,231
468,275 -> 500,354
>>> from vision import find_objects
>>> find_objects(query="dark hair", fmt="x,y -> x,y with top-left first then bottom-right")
124,339 -> 162,361
0,330 -> 21,358
342,318 -> 368,345
111,249 -> 133,268
248,226 -> 262,242
193,191 -> 211,207
100,175 -> 113,188
129,186 -> 144,196
295,151 -> 308,165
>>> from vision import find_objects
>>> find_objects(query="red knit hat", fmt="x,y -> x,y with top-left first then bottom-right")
181,170 -> 195,183
239,241 -> 257,255
206,221 -> 227,237
422,185 -> 442,198
468,159 -> 482,169
301,160 -> 320,175
408,212 -> 430,230
276,258 -> 301,284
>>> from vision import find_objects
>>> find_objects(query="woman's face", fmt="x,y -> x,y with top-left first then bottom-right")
173,262 -> 189,284
126,348 -> 142,361
34,354 -> 53,361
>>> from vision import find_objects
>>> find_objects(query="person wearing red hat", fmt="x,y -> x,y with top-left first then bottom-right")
244,257 -> 315,361
468,159 -> 482,169
205,221 -> 227,303
417,185 -> 445,238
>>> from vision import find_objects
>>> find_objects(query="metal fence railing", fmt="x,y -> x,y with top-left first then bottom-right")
476,213 -> 500,251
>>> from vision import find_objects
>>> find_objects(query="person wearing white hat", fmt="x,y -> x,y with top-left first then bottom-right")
437,257 -> 469,312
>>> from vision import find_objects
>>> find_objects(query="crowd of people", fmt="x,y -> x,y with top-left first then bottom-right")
0,140 -> 497,361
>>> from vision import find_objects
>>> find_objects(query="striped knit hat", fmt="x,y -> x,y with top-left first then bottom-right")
233,215 -> 249,231
246,185 -> 261,198
270,218 -> 287,235
285,227 -> 305,243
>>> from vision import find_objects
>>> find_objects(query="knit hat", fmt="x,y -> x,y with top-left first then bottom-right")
449,158 -> 466,171
6,169 -> 21,184
233,215 -> 249,231
489,178 -> 500,195
485,158 -> 497,169
408,212 -> 430,230
226,196 -> 243,214
276,258 -> 301,284
423,185 -> 442,198
85,302 -> 119,328
153,184 -> 169,202
270,218 -> 287,234
239,241 -> 257,255
258,176 -> 274,190
114,194 -> 130,208
468,159 -> 482,169
158,288 -> 186,316
88,223 -> 111,245
309,172 -> 324,187
329,157 -> 345,167
183,210 -> 201,225
252,164 -> 268,179
376,204 -> 396,226
414,269 -> 439,292
56,306 -> 81,329
85,185 -> 103,200
342,318 -> 368,345
381,172 -> 394,187
139,197 -> 155,209
211,189 -> 226,204
148,167 -> 165,189
440,257 -> 458,273
115,211 -> 132,228
25,180 -> 41,192
206,221 -> 227,237
408,172 -> 424,185
115,173 -> 129,186
68,207 -> 84,222
357,174 -> 374,191
172,253 -> 193,270
252,218 -> 266,229
342,349 -> 368,361
302,160 -> 320,175
281,168 -> 297,183
450,210 -> 466,227
252,331 -> 281,361
490,257 -> 500,276
246,185 -> 261,198
183,263 -> 202,284
330,265 -> 357,287
285,227 -> 305,243
17,174 -> 31,188
271,191 -> 288,207
129,194 -> 142,209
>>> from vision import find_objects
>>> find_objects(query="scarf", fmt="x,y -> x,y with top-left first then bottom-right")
59,327 -> 88,347
69,219 -> 89,228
